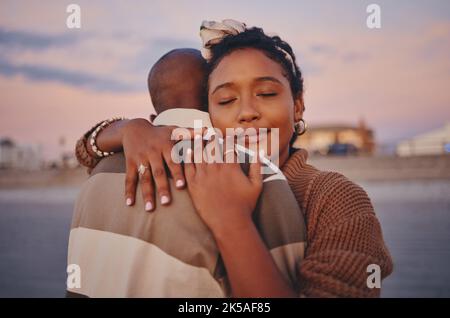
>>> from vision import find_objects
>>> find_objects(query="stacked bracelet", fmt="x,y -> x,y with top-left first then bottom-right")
89,117 -> 125,158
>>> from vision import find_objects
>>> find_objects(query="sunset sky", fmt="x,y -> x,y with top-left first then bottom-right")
0,0 -> 449,159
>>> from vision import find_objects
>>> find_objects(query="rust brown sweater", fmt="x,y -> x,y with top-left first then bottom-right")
281,148 -> 393,297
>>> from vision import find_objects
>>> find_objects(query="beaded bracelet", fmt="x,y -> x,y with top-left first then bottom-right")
89,117 -> 125,158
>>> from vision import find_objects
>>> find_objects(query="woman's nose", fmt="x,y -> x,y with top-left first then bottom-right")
237,98 -> 261,123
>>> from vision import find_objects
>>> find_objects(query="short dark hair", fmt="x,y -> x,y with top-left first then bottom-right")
148,48 -> 207,113
205,27 -> 304,102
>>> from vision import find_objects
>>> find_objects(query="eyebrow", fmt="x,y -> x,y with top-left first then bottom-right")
254,76 -> 283,85
211,82 -> 234,95
211,76 -> 283,95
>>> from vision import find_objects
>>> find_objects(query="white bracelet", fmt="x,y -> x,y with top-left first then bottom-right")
89,117 -> 125,158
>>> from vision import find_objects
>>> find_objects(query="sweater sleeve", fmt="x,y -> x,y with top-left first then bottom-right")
297,172 -> 393,297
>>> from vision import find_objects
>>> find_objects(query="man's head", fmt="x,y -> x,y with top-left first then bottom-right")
148,48 -> 208,116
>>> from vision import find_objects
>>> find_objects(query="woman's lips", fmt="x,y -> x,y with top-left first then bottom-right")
234,128 -> 271,146
235,128 -> 271,138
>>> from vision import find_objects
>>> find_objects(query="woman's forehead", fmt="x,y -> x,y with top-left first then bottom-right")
210,48 -> 288,86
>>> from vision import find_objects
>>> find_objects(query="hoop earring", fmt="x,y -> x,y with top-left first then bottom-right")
295,119 -> 307,136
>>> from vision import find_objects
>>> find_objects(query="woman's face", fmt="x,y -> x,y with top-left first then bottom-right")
208,48 -> 303,166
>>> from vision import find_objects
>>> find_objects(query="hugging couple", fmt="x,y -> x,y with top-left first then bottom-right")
69,19 -> 393,298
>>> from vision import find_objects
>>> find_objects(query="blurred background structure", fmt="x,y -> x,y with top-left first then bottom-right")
0,138 -> 43,170
293,118 -> 375,156
396,122 -> 450,156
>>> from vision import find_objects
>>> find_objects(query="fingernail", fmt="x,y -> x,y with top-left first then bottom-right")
145,201 -> 153,211
126,198 -> 133,206
176,179 -> 184,188
186,148 -> 192,155
195,134 -> 202,140
161,195 -> 170,205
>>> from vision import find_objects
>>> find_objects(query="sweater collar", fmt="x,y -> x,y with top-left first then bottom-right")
283,147 -> 309,170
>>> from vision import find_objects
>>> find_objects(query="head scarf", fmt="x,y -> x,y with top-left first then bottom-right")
199,19 -> 297,75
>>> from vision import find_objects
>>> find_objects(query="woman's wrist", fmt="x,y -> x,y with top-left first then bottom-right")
86,118 -> 128,157
210,212 -> 254,244
117,118 -> 133,142
89,117 -> 126,157
119,118 -> 152,143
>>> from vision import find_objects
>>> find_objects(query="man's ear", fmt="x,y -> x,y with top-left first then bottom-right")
293,94 -> 304,122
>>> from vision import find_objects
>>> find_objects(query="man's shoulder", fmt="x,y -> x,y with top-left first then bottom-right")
90,153 -> 126,176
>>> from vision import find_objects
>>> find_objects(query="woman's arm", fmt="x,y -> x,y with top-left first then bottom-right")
85,119 -> 130,156
298,172 -> 394,297
214,218 -> 296,298
76,118 -> 191,210
183,142 -> 296,297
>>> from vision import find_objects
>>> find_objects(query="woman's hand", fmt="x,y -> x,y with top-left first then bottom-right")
183,136 -> 296,297
120,118 -> 191,211
183,135 -> 263,237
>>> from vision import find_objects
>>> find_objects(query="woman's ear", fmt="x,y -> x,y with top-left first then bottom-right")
293,94 -> 304,122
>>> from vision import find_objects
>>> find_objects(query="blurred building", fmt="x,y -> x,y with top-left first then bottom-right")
0,137 -> 43,170
396,123 -> 450,156
293,119 -> 375,156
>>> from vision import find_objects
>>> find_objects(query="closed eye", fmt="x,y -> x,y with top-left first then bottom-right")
257,93 -> 277,97
218,98 -> 236,105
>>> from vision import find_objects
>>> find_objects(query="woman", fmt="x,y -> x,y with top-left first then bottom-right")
75,20 -> 393,297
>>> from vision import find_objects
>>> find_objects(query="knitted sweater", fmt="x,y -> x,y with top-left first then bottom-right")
281,148 -> 393,297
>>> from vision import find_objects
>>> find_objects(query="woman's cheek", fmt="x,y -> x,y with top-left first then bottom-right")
273,105 -> 295,148
209,106 -> 229,134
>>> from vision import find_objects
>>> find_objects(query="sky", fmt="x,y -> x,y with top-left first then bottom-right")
0,0 -> 449,159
